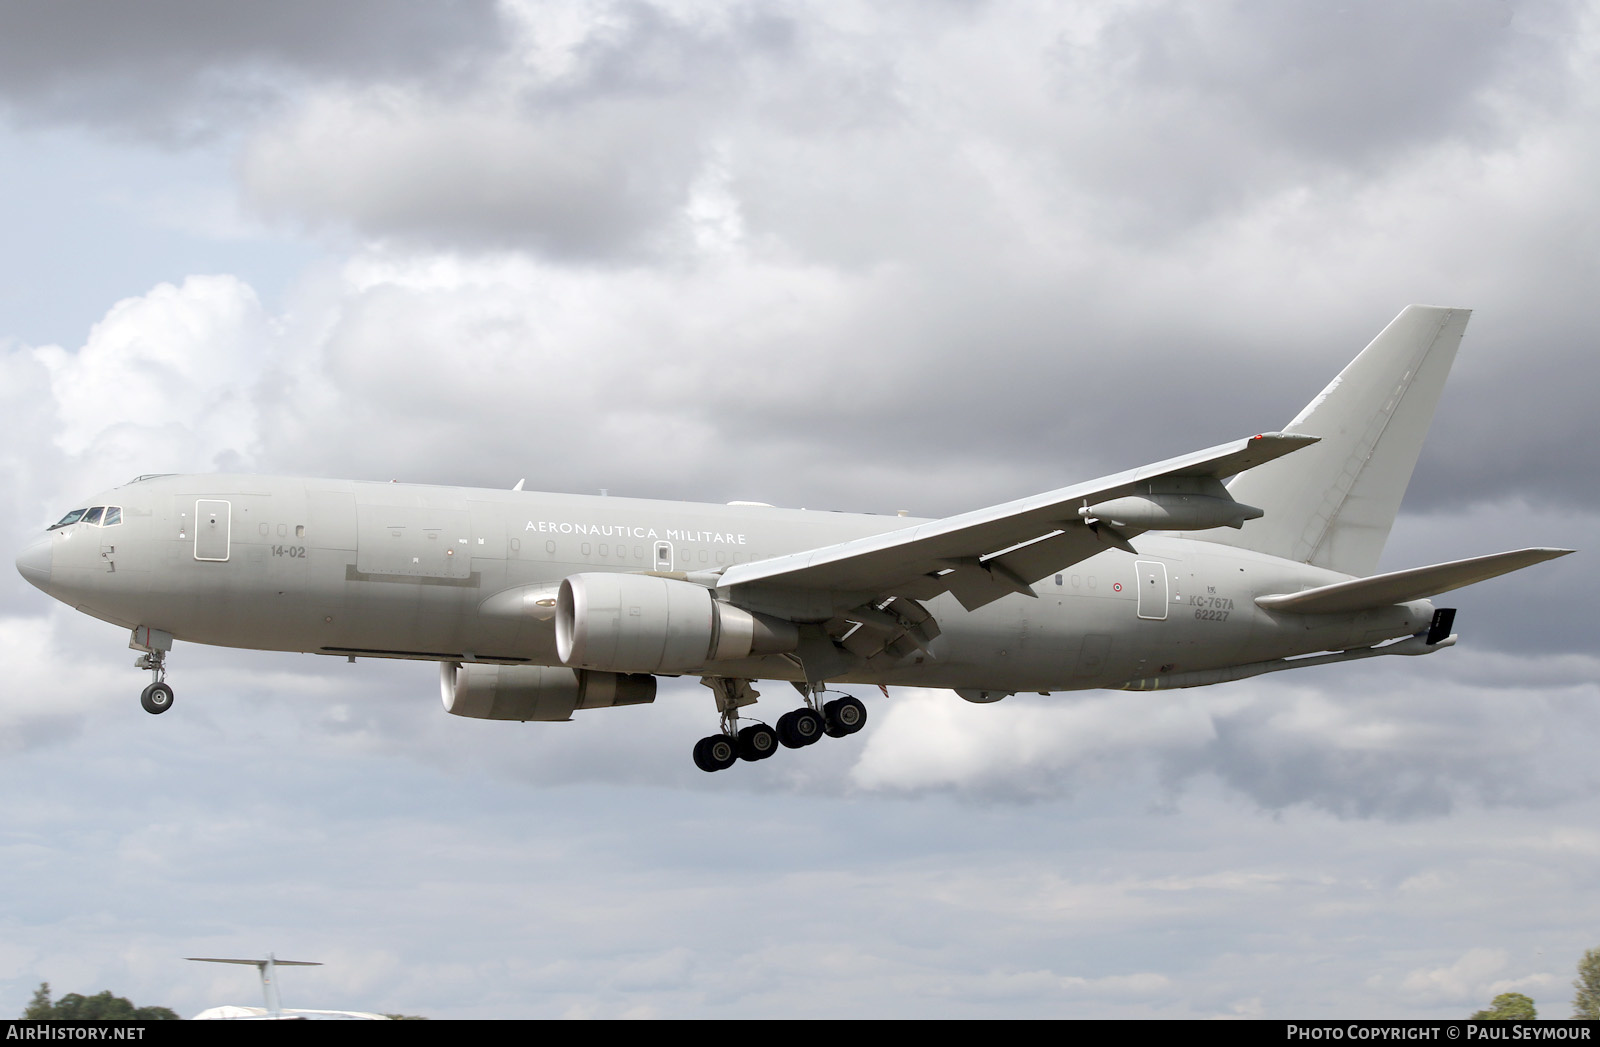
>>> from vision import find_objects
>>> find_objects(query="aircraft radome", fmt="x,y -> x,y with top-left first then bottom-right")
15,306 -> 1572,772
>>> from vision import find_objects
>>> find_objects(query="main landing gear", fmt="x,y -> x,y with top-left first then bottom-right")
693,679 -> 868,773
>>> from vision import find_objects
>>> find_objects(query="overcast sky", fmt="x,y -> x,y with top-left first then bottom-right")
1,0 -> 1596,1019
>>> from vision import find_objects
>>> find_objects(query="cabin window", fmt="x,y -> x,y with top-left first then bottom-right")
295,525 -> 305,538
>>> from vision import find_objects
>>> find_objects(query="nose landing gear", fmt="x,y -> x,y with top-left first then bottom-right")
130,626 -> 175,716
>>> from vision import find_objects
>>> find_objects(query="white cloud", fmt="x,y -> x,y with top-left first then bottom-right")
30,275 -> 269,469
241,89 -> 706,258
1399,947 -> 1510,1002
849,687 -> 1219,794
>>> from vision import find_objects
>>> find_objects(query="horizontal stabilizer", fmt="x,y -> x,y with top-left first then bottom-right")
1255,547 -> 1573,615
186,957 -> 322,967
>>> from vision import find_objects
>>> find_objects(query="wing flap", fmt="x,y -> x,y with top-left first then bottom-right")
1255,547 -> 1573,615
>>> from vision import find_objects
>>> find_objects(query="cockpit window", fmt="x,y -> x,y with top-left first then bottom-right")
82,507 -> 104,526
103,506 -> 122,526
48,509 -> 88,530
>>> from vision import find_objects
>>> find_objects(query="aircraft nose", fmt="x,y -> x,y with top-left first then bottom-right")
15,533 -> 52,591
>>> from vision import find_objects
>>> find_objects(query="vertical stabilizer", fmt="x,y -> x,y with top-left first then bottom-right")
186,955 -> 322,1017
1207,305 -> 1470,577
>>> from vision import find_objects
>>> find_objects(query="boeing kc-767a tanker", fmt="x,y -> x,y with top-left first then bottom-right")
16,306 -> 1571,771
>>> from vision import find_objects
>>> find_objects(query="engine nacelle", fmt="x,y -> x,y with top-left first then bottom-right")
440,662 -> 655,721
556,572 -> 797,674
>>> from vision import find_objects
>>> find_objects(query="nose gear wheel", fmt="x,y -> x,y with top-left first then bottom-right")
140,681 -> 174,714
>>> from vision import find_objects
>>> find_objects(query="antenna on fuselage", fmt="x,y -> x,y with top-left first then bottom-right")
512,479 -> 525,491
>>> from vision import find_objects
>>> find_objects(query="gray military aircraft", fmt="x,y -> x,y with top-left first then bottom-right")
15,306 -> 1571,771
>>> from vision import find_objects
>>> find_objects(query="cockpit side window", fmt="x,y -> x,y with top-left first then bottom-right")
48,509 -> 87,530
83,507 -> 104,526
103,506 -> 122,527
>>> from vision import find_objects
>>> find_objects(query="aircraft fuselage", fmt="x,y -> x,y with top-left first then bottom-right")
26,472 -> 1431,695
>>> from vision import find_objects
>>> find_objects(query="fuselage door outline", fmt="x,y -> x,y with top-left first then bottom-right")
1134,559 -> 1168,620
194,499 -> 232,562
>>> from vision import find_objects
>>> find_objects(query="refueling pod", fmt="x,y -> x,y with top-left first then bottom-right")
440,662 -> 655,721
1080,476 -> 1262,531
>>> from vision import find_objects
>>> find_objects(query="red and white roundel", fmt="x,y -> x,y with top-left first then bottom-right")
1112,582 -> 1122,592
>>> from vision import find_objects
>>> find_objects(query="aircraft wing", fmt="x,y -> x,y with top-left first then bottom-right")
719,432 -> 1317,613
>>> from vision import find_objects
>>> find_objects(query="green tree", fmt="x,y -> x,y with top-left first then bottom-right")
1576,946 -> 1600,1021
22,983 -> 53,1020
1471,992 -> 1537,1020
19,982 -> 178,1021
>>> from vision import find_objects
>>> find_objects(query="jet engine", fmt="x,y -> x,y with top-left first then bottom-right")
556,572 -> 798,674
440,661 -> 655,721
